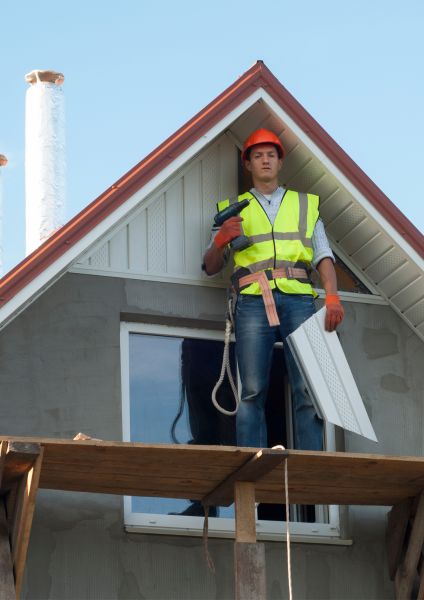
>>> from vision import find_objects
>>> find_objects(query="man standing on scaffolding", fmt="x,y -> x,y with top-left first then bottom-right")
202,129 -> 344,452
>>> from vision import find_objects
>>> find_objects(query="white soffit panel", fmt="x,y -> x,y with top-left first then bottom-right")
287,308 -> 378,443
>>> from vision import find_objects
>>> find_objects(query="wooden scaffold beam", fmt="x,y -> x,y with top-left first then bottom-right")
386,490 -> 424,599
0,441 -> 43,600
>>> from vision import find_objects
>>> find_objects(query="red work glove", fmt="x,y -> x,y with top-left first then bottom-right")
324,295 -> 344,332
214,217 -> 244,249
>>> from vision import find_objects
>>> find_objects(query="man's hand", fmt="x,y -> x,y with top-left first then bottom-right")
214,217 -> 244,249
324,295 -> 344,332
316,258 -> 344,332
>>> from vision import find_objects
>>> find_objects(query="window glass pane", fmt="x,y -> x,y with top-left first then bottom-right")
129,333 -> 236,518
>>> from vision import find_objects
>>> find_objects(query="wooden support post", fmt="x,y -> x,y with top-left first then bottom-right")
0,498 -> 15,600
386,497 -> 413,580
417,561 -> 424,600
234,482 -> 266,600
235,482 -> 256,543
13,449 -> 43,600
0,442 -> 14,600
398,491 -> 424,600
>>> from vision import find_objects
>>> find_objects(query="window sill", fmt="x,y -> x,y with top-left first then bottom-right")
125,515 -> 352,546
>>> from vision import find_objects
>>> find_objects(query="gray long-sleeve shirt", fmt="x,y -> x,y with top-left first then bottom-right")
202,187 -> 335,276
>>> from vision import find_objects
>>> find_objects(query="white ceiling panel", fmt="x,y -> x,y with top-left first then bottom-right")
326,204 -> 365,242
307,173 -> 339,200
338,218 -> 379,256
320,191 -> 352,226
287,307 -> 377,442
391,277 -> 424,313
365,248 -> 406,284
378,262 -> 420,299
350,233 -> 393,270
404,298 -> 424,328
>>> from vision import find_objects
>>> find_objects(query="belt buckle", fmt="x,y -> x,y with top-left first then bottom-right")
286,266 -> 294,280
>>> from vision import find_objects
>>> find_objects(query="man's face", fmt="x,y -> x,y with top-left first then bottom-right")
244,144 -> 283,183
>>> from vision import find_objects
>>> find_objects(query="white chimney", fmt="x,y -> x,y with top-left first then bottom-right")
25,70 -> 66,256
0,155 -> 6,277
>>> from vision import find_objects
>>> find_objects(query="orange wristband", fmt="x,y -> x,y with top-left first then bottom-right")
324,295 -> 340,306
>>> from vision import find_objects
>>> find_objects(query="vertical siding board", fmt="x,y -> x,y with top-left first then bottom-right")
219,136 -> 237,201
202,148 -> 220,251
147,194 -> 166,273
184,163 -> 203,279
129,211 -> 147,271
110,227 -> 128,270
219,138 -> 237,282
166,179 -> 185,275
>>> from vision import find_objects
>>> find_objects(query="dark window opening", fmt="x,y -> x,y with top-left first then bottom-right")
334,253 -> 372,294
129,333 -> 236,518
237,148 -> 253,195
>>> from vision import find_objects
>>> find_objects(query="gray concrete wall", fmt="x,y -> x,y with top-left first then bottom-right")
1,273 -> 422,599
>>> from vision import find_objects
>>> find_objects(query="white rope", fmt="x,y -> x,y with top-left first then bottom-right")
285,457 -> 293,600
211,319 -> 240,416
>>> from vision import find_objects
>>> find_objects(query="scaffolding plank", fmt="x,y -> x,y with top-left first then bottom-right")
202,449 -> 289,507
1,438 -> 424,508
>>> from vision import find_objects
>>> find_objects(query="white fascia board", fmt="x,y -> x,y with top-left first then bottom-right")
0,90 -> 263,332
260,89 -> 424,276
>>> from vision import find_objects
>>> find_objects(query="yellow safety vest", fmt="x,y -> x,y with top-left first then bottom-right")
217,190 -> 320,297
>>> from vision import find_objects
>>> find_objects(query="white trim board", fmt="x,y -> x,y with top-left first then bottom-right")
71,266 -> 387,304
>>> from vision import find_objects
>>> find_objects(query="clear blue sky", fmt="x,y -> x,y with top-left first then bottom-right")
1,0 -> 423,274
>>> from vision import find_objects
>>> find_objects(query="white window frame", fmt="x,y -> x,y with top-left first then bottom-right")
121,321 -> 347,545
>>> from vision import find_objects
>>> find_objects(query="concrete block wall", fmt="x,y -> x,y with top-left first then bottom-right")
1,273 -> 421,598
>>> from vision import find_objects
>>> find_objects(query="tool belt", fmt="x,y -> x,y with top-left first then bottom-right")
230,263 -> 314,327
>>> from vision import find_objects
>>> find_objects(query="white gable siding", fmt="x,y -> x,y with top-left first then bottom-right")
75,135 -> 237,287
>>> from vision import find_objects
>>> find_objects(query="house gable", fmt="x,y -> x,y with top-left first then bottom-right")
1,61 -> 424,341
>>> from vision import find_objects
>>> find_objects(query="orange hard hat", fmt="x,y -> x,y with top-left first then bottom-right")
241,128 -> 285,163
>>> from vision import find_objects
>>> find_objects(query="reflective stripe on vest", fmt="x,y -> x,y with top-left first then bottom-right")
217,190 -> 319,296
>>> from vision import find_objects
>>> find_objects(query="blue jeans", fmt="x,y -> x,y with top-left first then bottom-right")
235,291 -> 323,451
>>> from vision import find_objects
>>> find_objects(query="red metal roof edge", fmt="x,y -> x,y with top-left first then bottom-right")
0,61 -> 423,311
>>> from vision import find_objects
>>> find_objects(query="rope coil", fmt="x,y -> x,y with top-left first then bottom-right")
211,319 -> 240,416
